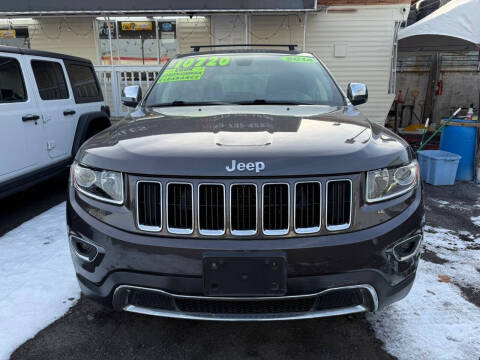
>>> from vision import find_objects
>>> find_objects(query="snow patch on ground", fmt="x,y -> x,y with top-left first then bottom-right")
368,227 -> 480,360
471,216 -> 480,227
0,203 -> 79,360
431,198 -> 480,210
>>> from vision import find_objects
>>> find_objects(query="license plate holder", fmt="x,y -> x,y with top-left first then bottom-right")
203,252 -> 287,296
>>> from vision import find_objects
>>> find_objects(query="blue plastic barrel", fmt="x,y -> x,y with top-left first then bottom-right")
439,119 -> 477,181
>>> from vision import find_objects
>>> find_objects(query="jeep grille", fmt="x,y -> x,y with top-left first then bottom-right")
295,182 -> 321,233
136,178 -> 352,236
230,184 -> 257,235
136,181 -> 162,231
326,180 -> 352,231
263,183 -> 289,235
167,183 -> 194,234
198,184 -> 225,235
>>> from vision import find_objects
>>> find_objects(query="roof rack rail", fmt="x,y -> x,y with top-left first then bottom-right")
191,44 -> 298,52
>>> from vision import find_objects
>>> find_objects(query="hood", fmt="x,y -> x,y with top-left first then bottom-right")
77,105 -> 412,177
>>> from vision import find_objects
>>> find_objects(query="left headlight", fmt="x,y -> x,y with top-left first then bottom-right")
366,160 -> 419,203
72,162 -> 124,205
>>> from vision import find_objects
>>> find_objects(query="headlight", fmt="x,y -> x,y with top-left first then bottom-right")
366,160 -> 419,203
72,163 -> 124,204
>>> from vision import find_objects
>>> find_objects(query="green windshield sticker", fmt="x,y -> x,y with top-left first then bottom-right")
281,56 -> 316,64
158,67 -> 205,83
157,56 -> 231,83
169,56 -> 231,70
194,57 -> 208,67
182,57 -> 196,68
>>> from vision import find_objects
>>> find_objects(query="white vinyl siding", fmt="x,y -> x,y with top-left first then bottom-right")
211,15 -> 246,46
29,18 -> 97,64
249,15 -> 305,49
250,6 -> 407,125
177,17 -> 212,54
306,7 -> 403,125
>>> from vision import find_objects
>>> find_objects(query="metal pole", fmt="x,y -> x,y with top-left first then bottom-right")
141,34 -> 145,65
92,18 -> 101,65
107,16 -> 118,116
417,108 -> 461,152
107,16 -> 114,66
115,20 -> 120,65
155,18 -> 160,64
475,88 -> 480,182
303,13 -> 308,52
244,14 -> 248,48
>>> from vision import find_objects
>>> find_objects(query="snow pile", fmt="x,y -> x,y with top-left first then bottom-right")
0,203 -> 79,360
368,227 -> 480,360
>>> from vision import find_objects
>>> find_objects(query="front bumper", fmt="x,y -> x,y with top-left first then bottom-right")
67,185 -> 423,321
112,284 -> 379,321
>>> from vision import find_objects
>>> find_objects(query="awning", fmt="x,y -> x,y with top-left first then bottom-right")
0,0 -> 317,16
398,0 -> 480,52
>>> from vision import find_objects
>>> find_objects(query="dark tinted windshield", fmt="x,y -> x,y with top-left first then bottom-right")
145,54 -> 345,107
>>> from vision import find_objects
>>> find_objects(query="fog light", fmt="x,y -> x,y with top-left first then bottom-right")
69,235 -> 99,262
392,234 -> 423,261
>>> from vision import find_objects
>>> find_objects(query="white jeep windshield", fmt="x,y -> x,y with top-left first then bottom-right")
145,54 -> 345,107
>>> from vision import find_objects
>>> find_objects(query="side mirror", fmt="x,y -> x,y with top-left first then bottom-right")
347,83 -> 368,106
121,85 -> 142,108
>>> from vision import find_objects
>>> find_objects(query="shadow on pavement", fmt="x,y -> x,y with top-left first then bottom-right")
0,172 -> 68,237
11,295 -> 394,360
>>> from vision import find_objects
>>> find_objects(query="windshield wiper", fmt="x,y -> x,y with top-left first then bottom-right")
148,101 -> 231,107
232,99 -> 316,105
148,99 -> 318,107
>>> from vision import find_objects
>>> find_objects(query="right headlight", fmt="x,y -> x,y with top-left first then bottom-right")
72,162 -> 124,205
366,160 -> 419,203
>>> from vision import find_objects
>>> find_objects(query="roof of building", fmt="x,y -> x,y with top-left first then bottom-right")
0,0 -> 316,15
0,0 -> 410,15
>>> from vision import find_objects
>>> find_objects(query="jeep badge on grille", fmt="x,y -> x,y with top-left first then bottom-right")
226,160 -> 265,173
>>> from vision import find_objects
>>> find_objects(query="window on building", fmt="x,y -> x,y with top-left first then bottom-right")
97,18 -> 178,65
0,27 -> 30,48
0,56 -> 27,103
66,63 -> 103,103
31,60 -> 69,100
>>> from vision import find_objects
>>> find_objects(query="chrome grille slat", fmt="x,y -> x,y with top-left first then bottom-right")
295,182 -> 321,234
230,184 -> 257,236
136,181 -> 162,232
198,184 -> 225,235
263,183 -> 289,235
326,179 -> 352,231
167,183 -> 193,234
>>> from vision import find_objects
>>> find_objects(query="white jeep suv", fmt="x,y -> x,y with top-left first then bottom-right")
0,46 -> 111,199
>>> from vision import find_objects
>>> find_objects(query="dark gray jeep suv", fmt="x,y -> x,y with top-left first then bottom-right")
67,47 -> 424,321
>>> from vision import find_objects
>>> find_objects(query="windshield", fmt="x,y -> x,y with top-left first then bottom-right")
145,54 -> 345,107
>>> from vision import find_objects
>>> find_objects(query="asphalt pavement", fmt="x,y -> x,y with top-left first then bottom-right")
11,298 -> 393,360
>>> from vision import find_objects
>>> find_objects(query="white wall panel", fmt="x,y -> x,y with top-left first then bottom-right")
29,18 -> 97,63
306,6 -> 406,125
177,17 -> 212,54
251,6 -> 407,125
